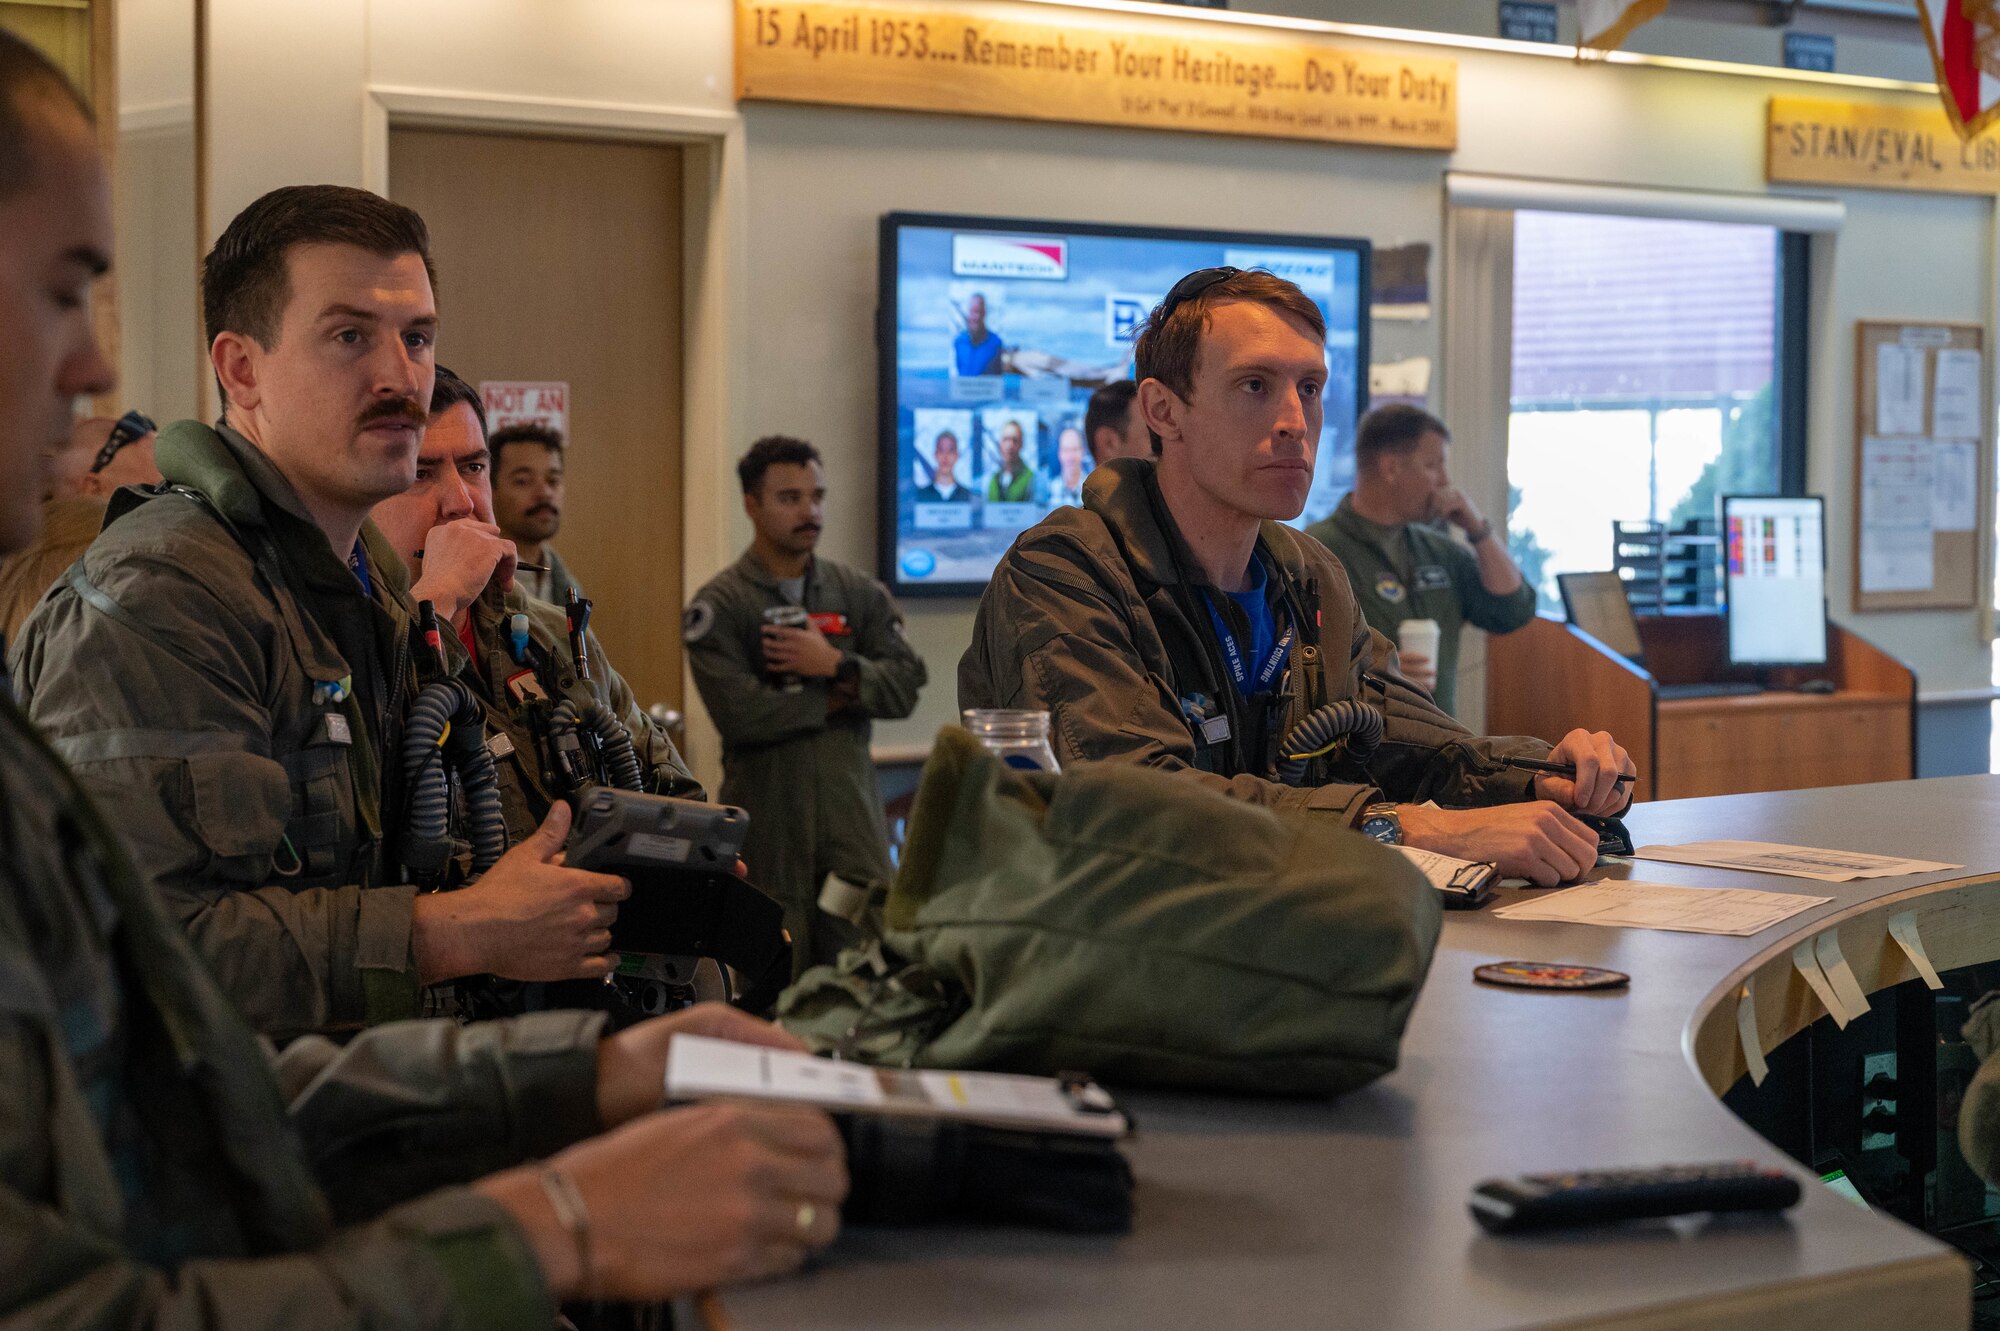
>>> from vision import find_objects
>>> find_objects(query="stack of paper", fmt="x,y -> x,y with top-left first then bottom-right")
1630,841 -> 1959,883
1492,881 -> 1831,936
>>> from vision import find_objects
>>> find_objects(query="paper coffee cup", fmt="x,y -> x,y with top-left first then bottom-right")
1398,618 -> 1441,664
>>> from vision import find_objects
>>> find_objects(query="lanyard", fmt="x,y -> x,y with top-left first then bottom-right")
1203,593 -> 1293,696
347,540 -> 374,598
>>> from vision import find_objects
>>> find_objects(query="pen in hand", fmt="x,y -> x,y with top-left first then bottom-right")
1503,756 -> 1636,786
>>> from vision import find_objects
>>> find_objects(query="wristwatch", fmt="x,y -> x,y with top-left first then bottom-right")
1359,802 -> 1403,846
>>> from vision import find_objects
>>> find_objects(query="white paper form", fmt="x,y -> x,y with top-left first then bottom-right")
1932,347 -> 1984,439
664,1035 -> 1129,1137
1877,342 -> 1928,436
1933,439 -> 1980,531
1492,881 -> 1830,937
1630,840 -> 1961,882
1860,435 -> 1935,592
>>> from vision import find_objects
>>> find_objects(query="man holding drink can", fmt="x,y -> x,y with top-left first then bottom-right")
686,437 -> 928,974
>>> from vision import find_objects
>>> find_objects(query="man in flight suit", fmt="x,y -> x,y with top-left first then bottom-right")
13,184 -> 630,1039
373,365 -> 703,836
960,268 -> 1636,887
0,31 -> 844,1325
1305,404 -> 1535,715
686,436 -> 928,972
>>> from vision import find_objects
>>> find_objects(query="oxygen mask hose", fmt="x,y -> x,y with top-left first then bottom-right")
548,699 -> 645,792
1277,700 -> 1384,787
402,678 -> 509,877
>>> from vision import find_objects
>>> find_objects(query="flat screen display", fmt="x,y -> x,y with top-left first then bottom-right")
1723,495 -> 1827,666
878,212 -> 1369,597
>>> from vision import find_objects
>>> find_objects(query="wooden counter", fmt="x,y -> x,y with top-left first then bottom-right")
1488,613 -> 1915,801
702,776 -> 2000,1331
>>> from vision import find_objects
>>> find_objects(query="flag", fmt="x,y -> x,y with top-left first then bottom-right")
1578,0 -> 1669,51
1917,1 -> 2000,139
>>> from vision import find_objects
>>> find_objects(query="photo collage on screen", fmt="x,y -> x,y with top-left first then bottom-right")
885,217 -> 1367,594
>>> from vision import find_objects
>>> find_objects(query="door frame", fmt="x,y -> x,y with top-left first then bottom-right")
364,87 -> 745,786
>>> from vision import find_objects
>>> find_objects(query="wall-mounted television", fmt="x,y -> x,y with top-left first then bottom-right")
878,212 -> 1370,598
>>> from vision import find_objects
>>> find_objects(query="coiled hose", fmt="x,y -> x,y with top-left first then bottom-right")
402,678 -> 508,876
548,699 -> 645,792
1276,700 -> 1384,787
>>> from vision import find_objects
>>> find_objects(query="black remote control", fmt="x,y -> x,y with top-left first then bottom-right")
1469,1161 -> 1802,1233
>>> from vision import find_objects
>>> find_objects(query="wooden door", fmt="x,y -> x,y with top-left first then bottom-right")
389,127 -> 685,709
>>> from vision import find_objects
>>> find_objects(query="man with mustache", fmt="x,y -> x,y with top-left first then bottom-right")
0,35 -> 844,1322
15,184 -> 635,1039
490,421 -> 582,606
961,268 -> 1635,887
685,436 -> 927,974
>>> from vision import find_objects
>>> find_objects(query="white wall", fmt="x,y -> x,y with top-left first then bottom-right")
194,0 -> 2000,780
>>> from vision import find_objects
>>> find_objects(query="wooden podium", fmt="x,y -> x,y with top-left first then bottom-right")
1486,613 -> 1916,801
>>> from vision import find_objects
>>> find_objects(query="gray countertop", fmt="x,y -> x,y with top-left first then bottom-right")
709,776 -> 1996,1329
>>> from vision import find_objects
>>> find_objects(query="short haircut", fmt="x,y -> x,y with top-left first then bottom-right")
201,185 -> 433,349
1355,403 -> 1449,466
489,422 -> 565,474
934,430 -> 958,449
737,435 -> 820,496
1083,380 -> 1139,463
429,365 -> 487,436
0,29 -> 92,203
1133,270 -> 1326,453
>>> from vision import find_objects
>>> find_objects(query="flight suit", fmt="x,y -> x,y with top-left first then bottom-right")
958,458 -> 1549,822
0,672 -> 599,1329
685,551 -> 927,974
13,420 -> 430,1040
464,580 -> 703,840
1305,495 -> 1537,716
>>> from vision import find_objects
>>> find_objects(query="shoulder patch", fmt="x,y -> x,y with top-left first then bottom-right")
682,600 -> 716,644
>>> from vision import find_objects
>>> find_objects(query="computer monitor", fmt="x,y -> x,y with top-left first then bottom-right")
1723,495 -> 1827,667
1557,571 -> 1645,661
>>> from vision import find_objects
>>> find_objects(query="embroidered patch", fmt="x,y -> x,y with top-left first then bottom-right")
1374,576 -> 1407,605
682,600 -> 716,644
505,670 -> 548,705
1415,565 -> 1452,592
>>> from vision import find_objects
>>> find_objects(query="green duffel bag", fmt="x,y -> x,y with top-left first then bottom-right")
778,727 -> 1441,1096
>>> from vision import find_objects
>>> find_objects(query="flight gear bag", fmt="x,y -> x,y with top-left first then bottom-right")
778,727 -> 1441,1096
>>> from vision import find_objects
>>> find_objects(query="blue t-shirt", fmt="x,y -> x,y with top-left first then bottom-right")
953,329 -> 1004,376
1206,557 -> 1290,696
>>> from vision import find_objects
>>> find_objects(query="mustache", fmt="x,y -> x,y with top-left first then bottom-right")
528,504 -> 560,517
794,524 -> 821,535
357,397 -> 427,430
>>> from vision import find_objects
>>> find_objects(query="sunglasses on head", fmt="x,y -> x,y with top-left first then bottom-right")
91,410 -> 157,474
1154,266 -> 1242,326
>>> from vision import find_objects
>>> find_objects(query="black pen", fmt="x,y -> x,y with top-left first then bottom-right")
1504,756 -> 1636,786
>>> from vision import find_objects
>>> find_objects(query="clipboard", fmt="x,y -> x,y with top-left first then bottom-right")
1395,844 -> 1500,909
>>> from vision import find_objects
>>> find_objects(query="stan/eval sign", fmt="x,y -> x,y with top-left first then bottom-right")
737,0 -> 1457,150
481,381 -> 570,439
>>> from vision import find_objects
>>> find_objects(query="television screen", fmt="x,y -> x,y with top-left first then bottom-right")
878,213 -> 1370,597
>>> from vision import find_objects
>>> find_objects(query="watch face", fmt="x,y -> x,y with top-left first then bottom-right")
1361,815 -> 1398,845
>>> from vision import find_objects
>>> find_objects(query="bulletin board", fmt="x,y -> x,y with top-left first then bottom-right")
1852,321 -> 1987,611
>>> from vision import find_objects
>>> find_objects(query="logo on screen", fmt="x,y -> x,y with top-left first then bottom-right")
900,549 -> 938,579
1222,249 -> 1337,299
1106,294 -> 1157,345
952,234 -> 1069,280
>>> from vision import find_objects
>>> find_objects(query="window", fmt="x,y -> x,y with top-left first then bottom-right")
1506,211 -> 1801,613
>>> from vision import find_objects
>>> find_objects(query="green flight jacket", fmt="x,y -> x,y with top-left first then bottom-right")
0,679 -> 603,1329
517,542 -> 582,608
1305,495 -> 1538,716
12,420 -> 428,1040
466,579 -> 703,841
958,458 -> 1547,823
685,552 -> 928,973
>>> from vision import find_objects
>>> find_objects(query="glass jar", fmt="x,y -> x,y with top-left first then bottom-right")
961,708 -> 1062,774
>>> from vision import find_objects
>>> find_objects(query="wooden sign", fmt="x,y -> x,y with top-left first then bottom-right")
1768,96 -> 2000,195
737,0 -> 1456,150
